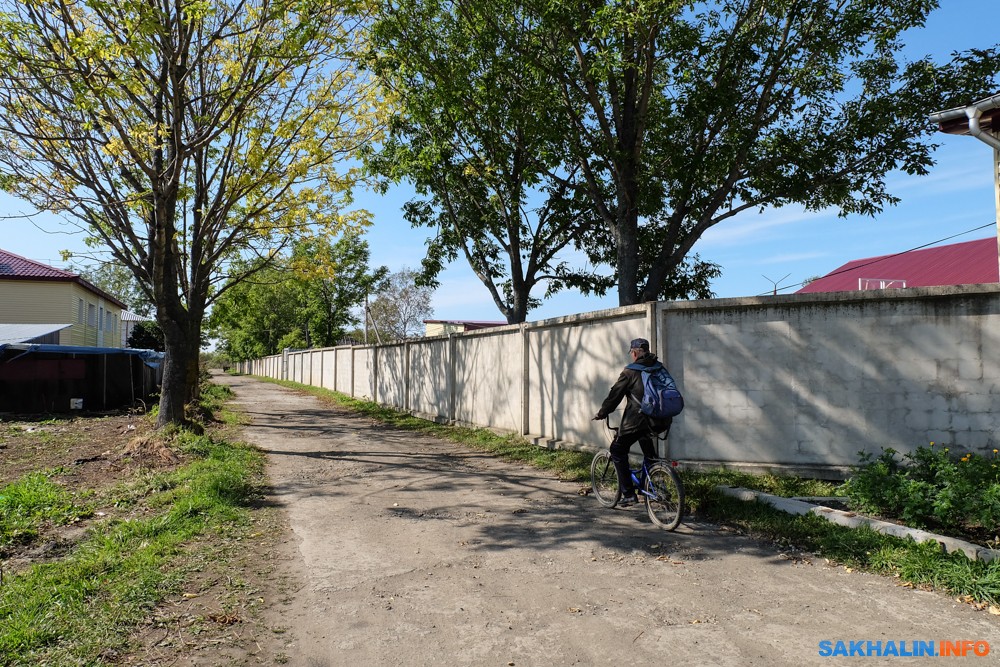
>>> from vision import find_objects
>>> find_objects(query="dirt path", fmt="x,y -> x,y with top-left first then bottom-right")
214,373 -> 999,666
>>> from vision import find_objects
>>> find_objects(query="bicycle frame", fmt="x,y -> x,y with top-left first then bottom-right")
592,416 -> 686,530
602,416 -> 679,469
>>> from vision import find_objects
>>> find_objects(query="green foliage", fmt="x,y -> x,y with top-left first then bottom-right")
372,0 -> 1000,307
840,445 -> 1000,536
126,320 -> 165,351
695,492 -> 1000,606
0,0 -> 378,425
368,0 -> 721,317
71,262 -> 154,317
0,472 -> 93,549
684,467 -> 838,501
0,435 -> 264,664
209,233 -> 387,360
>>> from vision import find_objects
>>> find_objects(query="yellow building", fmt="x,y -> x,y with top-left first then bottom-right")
0,249 -> 126,348
422,319 -> 505,337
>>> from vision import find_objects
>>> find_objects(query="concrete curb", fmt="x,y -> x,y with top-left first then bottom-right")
716,486 -> 999,564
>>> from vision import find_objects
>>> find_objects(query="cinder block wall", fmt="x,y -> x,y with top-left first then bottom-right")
242,285 -> 1000,477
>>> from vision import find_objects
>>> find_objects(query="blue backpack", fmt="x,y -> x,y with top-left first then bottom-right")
626,362 -> 684,419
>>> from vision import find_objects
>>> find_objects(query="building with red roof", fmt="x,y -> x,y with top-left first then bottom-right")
797,237 -> 999,294
0,248 -> 126,346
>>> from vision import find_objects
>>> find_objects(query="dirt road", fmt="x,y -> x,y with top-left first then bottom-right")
214,373 -> 999,666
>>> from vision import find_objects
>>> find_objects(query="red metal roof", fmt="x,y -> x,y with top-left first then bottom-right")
0,248 -> 77,280
797,237 -> 999,294
0,248 -> 128,308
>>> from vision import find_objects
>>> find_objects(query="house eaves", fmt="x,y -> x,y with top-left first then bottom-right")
0,248 -> 127,309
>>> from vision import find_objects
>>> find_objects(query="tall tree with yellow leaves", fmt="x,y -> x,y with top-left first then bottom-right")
0,0 -> 380,426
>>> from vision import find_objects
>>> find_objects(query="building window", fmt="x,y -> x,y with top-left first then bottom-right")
87,303 -> 96,327
77,299 -> 84,324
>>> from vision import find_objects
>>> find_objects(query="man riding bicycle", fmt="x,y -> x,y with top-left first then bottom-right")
593,338 -> 672,507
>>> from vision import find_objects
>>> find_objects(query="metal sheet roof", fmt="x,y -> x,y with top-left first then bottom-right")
0,249 -> 76,279
0,248 -> 128,309
797,237 -> 999,294
0,323 -> 72,345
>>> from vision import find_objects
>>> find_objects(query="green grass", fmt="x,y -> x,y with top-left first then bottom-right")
0,422 -> 265,665
260,376 -> 1000,608
0,472 -> 93,549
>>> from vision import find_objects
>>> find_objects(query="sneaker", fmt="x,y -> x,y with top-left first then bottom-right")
618,494 -> 639,507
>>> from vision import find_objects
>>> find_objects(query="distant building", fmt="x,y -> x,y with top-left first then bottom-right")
0,248 -> 127,347
797,237 -> 999,294
121,310 -> 152,348
423,319 -> 506,337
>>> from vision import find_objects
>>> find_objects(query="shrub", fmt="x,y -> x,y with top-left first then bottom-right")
840,444 -> 1000,539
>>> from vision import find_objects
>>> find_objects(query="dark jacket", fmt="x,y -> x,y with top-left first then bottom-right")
597,352 -> 662,435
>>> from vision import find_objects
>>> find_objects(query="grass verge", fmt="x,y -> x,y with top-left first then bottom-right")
264,376 -> 1000,608
0,387 -> 268,666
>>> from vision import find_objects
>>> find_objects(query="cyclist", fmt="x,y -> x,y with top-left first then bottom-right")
593,337 -> 671,507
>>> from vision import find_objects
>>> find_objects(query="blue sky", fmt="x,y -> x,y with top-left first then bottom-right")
3,3 -> 998,324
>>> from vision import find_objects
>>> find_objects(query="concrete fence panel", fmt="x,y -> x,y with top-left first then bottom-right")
238,284 -> 1000,476
335,347 -> 352,394
377,343 -> 407,409
660,286 -> 1000,474
526,306 -> 650,448
352,347 -> 375,399
453,326 -> 522,432
408,337 -> 451,421
320,349 -> 336,391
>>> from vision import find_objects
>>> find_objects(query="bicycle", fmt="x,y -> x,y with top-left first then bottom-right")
590,418 -> 685,530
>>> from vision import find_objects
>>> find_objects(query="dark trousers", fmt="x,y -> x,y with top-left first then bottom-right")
609,430 -> 658,496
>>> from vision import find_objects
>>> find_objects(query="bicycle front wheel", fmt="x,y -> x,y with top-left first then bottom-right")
644,464 -> 684,530
590,450 -> 621,508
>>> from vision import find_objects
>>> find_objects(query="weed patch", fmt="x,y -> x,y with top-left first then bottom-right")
0,434 -> 264,664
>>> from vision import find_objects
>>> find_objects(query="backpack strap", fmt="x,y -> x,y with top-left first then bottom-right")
626,362 -> 663,372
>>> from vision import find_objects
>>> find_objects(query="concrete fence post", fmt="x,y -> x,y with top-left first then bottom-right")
448,334 -> 457,423
521,323 -> 530,437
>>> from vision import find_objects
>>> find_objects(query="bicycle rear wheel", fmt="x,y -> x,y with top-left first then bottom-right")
590,450 -> 621,508
644,464 -> 684,530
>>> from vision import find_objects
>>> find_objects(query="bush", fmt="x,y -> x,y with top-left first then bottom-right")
840,444 -> 1000,539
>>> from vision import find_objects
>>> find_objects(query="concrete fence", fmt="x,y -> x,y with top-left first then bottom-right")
238,284 -> 1000,478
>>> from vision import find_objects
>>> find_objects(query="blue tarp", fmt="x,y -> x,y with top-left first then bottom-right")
0,343 -> 164,369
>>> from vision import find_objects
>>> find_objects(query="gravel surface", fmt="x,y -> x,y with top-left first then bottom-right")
214,372 -> 1000,666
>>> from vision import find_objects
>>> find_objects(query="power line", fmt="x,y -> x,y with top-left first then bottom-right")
760,222 -> 997,296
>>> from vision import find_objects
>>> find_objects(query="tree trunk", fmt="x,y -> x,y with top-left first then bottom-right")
155,310 -> 203,428
157,334 -> 189,427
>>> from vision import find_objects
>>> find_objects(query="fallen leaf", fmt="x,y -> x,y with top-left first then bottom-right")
182,593 -> 199,599
655,556 -> 684,564
567,607 -> 581,613
989,606 -> 1000,616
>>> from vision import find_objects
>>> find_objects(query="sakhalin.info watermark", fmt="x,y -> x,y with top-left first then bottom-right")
818,640 -> 990,658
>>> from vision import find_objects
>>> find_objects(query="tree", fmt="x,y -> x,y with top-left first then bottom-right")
373,0 -> 1000,307
209,232 -> 387,360
71,261 -> 154,318
367,268 -> 434,341
0,0 -> 378,426
368,4 -> 607,323
127,321 -> 165,352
